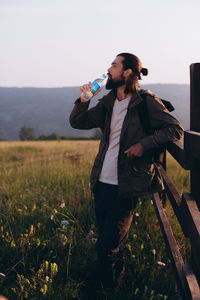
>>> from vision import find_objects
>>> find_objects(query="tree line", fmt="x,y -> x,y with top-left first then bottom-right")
19,126 -> 101,141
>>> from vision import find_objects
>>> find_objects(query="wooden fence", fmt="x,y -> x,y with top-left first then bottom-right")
152,63 -> 200,300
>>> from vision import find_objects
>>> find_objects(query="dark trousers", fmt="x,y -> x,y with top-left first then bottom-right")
93,181 -> 138,289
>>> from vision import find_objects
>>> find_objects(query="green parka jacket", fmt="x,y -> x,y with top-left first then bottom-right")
69,89 -> 183,198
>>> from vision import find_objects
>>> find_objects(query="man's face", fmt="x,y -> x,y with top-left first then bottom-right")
106,56 -> 125,89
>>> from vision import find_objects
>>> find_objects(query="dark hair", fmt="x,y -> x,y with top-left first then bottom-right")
117,52 -> 148,79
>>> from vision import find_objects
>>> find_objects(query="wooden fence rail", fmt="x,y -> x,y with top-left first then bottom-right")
152,63 -> 200,300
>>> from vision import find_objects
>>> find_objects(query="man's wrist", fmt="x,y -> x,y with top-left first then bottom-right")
80,97 -> 89,103
74,98 -> 91,105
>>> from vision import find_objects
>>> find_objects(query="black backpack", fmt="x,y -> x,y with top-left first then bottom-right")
138,92 -> 175,164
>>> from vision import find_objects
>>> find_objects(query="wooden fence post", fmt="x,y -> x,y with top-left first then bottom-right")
190,63 -> 200,208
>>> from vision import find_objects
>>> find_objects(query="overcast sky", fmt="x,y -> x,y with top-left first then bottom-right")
0,0 -> 200,87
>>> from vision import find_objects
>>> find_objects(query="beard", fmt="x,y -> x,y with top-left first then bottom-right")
105,74 -> 126,90
106,73 -> 137,94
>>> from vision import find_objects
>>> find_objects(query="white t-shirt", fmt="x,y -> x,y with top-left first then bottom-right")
99,96 -> 131,185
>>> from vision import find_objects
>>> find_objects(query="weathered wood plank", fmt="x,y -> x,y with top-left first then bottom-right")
190,63 -> 200,208
159,165 -> 189,235
182,265 -> 200,300
160,165 -> 182,207
184,131 -> 200,207
191,247 -> 200,288
152,193 -> 185,293
167,139 -> 190,170
152,192 -> 200,300
181,194 -> 200,270
184,131 -> 200,206
184,131 -> 200,161
181,193 -> 200,241
160,167 -> 200,246
190,63 -> 200,132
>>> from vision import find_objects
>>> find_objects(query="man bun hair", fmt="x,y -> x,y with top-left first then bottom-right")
141,68 -> 148,76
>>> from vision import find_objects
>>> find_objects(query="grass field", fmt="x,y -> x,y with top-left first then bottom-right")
0,141 -> 190,300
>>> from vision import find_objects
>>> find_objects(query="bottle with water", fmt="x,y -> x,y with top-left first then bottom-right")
81,74 -> 107,101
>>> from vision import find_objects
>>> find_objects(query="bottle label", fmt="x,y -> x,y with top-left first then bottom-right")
90,81 -> 101,95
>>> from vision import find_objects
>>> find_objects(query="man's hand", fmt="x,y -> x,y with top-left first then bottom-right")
124,143 -> 144,158
80,82 -> 102,103
80,82 -> 92,103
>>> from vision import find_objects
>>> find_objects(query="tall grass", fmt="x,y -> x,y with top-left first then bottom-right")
0,141 -> 190,299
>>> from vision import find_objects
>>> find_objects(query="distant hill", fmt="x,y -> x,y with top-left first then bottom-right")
0,84 -> 189,140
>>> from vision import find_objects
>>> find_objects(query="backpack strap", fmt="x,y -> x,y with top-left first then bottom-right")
138,91 -> 175,136
138,93 -> 151,135
138,91 -> 175,164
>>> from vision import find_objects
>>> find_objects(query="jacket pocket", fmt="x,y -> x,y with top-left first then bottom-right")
128,166 -> 147,177
128,156 -> 153,176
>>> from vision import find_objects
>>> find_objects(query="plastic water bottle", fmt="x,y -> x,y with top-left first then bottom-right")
81,74 -> 107,101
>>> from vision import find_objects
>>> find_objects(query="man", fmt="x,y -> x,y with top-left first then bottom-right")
69,53 -> 183,295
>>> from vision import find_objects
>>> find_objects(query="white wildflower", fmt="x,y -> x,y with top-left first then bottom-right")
133,234 -> 137,239
61,220 -> 69,226
61,220 -> 70,229
60,202 -> 65,208
152,249 -> 156,256
56,227 -> 62,231
157,261 -> 166,266
135,212 -> 139,217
